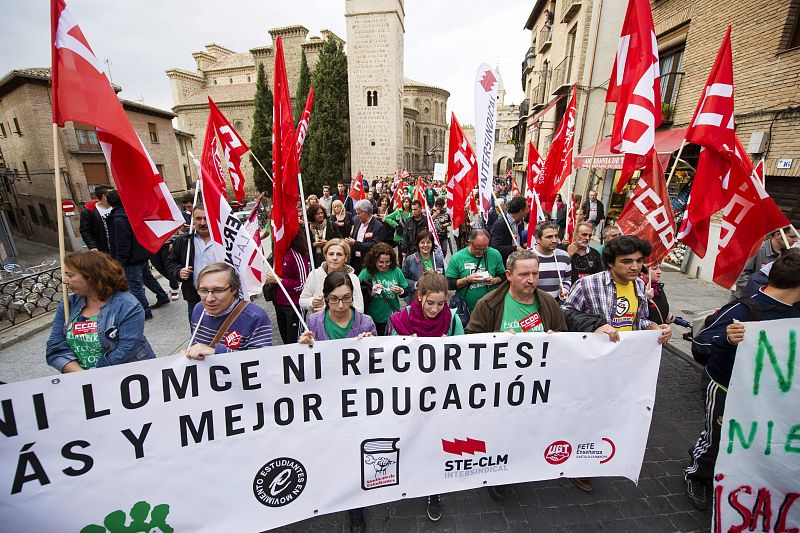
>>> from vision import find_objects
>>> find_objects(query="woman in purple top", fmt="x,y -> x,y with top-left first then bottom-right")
299,271 -> 376,344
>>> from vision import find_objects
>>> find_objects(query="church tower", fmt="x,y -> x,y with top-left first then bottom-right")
345,0 -> 405,180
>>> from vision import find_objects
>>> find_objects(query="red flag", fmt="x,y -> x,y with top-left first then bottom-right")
606,0 -> 662,193
526,189 -> 546,247
207,98 -> 249,202
526,141 -> 545,198
201,116 -> 228,191
565,195 -> 578,245
616,151 -> 676,265
467,192 -> 479,216
511,179 -> 521,196
349,170 -> 366,201
446,112 -> 478,230
685,27 -> 735,152
294,87 -> 314,160
51,0 -> 182,252
270,36 -> 300,277
392,186 -> 404,211
539,84 -> 577,207
754,159 -> 764,183
413,178 -> 441,249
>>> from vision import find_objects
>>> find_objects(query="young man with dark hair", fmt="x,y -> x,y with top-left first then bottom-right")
401,199 -> 429,258
79,184 -> 114,253
533,221 -> 572,301
684,249 -> 800,510
490,195 -> 527,264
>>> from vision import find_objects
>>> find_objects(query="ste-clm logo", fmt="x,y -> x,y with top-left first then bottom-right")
441,437 -> 509,478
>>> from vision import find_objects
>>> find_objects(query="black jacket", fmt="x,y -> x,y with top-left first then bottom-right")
165,232 -> 199,303
581,200 -> 605,224
108,207 -> 150,266
351,217 -> 386,272
489,215 -> 522,264
79,200 -> 109,252
401,216 -> 429,256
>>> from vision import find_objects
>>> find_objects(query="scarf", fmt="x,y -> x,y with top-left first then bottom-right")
390,298 -> 452,337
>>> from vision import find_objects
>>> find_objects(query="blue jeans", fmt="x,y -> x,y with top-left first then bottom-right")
124,263 -> 151,316
142,261 -> 168,300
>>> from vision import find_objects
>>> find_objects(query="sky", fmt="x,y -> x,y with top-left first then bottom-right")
0,0 -> 532,123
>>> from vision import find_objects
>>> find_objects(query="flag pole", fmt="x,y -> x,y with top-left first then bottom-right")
579,102 -> 607,202
184,157 -> 203,269
53,124 -> 70,324
492,191 -> 519,248
247,149 -> 275,184
296,172 -> 317,269
779,227 -> 791,249
665,139 -> 688,187
260,247 -> 309,332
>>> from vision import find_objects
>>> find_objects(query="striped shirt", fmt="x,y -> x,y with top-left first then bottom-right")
190,299 -> 273,353
534,248 -> 572,299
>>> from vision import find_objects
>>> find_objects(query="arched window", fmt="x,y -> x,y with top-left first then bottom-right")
404,153 -> 410,170
434,101 -> 439,121
414,154 -> 420,171
405,122 -> 411,145
234,121 -> 243,133
423,128 -> 429,154
414,127 -> 420,147
415,98 -> 421,110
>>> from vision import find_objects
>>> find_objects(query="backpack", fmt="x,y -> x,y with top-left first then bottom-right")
691,297 -> 788,365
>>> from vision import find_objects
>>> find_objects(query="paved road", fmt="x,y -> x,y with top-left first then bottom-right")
0,272 -> 725,532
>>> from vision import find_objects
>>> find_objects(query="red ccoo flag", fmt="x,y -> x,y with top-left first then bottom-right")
207,97 -> 249,202
51,0 -> 183,253
606,0 -> 662,193
349,170 -> 366,201
526,141 -> 545,199
294,87 -> 314,160
201,113 -> 228,191
446,112 -> 478,229
616,150 -> 676,265
270,36 -> 300,277
677,28 -> 737,258
539,84 -> 577,207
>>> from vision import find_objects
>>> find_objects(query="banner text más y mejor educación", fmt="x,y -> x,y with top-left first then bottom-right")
1,330 -> 662,531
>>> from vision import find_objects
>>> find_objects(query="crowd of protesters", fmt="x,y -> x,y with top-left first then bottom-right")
45,175 -> 800,533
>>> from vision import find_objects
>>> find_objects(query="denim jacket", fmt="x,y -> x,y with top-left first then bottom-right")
46,291 -> 156,371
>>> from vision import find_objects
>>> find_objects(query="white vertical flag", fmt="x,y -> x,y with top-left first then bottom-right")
474,64 -> 500,218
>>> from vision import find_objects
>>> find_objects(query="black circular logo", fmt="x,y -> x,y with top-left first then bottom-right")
253,457 -> 307,507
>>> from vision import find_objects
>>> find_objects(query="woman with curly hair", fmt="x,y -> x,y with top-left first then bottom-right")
358,242 -> 408,335
46,251 -> 155,372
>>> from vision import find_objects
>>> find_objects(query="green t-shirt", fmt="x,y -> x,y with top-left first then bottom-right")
66,314 -> 103,369
324,310 -> 355,340
500,293 -> 544,333
422,256 -> 433,271
359,267 -> 408,324
445,247 -> 505,311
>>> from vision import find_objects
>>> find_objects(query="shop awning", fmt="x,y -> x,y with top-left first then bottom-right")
574,128 -> 687,169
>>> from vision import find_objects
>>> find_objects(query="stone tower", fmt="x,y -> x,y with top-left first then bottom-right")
345,0 -> 405,180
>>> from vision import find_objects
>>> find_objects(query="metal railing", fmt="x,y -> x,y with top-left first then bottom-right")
538,26 -> 553,53
519,99 -> 530,119
0,264 -> 62,331
561,0 -> 581,22
551,56 -> 574,92
76,141 -> 102,152
532,76 -> 548,106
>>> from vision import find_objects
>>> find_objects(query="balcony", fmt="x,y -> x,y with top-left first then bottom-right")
538,25 -> 553,54
551,56 -> 574,95
531,76 -> 548,109
519,99 -> 530,119
659,71 -> 684,125
521,47 -> 536,77
560,0 -> 581,23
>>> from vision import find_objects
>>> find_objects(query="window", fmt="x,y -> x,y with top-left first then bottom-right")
495,129 -> 500,142
247,75 -> 251,82
0,122 -> 5,137
423,128 -> 429,154
148,123 -> 159,143
366,90 -> 378,107
659,46 -> 685,123
82,162 -> 110,185
786,1 -> 800,50
75,126 -> 100,151
12,117 -> 21,135
179,139 -> 186,156
27,205 -> 39,225
156,164 -> 165,179
22,161 -> 30,181
229,77 -> 233,84
234,121 -> 243,133
414,127 -> 420,147
39,203 -> 52,228
0,146 -> 5,167
404,122 -> 411,145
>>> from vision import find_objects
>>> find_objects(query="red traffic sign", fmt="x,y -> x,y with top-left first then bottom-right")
62,200 -> 75,216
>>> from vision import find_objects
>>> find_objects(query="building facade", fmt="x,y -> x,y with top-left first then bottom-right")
402,79 -> 449,174
649,0 -> 800,280
0,68 -> 190,250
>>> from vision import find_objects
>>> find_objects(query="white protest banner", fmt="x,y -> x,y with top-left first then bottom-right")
713,318 -> 800,532
1,331 -> 662,531
433,162 -> 446,182
474,63 -> 499,217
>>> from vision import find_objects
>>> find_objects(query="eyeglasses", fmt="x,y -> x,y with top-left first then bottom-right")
198,286 -> 232,297
326,295 -> 354,305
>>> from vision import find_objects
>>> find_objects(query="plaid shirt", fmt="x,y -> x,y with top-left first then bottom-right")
565,270 -> 654,330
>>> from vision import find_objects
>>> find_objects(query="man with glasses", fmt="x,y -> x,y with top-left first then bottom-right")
184,263 -> 273,359
446,229 -> 505,314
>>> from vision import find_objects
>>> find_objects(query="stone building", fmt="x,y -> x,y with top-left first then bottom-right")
516,0 -> 629,197
648,0 -> 800,280
494,71 -> 519,180
402,79 -> 448,175
168,15 -> 449,190
0,68 -> 191,250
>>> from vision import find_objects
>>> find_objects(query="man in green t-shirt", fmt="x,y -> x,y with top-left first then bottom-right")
445,229 -> 505,311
